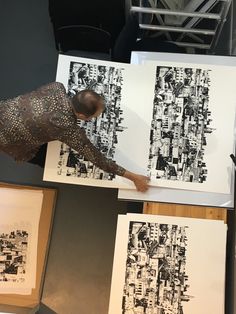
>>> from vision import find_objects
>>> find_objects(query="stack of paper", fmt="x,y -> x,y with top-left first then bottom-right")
0,188 -> 43,295
108,214 -> 227,314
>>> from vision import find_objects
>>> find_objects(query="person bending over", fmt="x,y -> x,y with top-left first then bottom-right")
0,82 -> 149,192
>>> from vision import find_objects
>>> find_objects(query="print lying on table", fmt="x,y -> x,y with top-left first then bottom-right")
123,221 -> 191,313
44,54 -> 157,189
57,143 -> 115,180
109,214 -> 227,314
56,61 -> 126,181
45,55 -> 235,192
0,229 -> 29,283
148,66 -> 214,183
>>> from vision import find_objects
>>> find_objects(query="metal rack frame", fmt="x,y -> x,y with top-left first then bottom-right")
127,0 -> 232,52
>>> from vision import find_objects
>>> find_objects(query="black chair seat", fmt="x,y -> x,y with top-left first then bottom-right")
56,25 -> 112,54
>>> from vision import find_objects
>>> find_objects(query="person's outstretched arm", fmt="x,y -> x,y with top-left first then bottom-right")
57,126 -> 150,192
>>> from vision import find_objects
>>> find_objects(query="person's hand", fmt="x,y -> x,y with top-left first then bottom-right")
132,174 -> 150,192
123,170 -> 150,192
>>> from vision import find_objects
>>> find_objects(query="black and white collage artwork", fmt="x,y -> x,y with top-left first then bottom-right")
108,214 -> 227,314
0,228 -> 29,283
0,188 -> 42,294
123,221 -> 190,313
148,66 -> 212,184
57,61 -> 126,181
44,55 -> 236,194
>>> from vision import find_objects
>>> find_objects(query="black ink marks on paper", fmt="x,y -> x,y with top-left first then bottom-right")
123,222 -> 192,314
57,62 -> 126,180
0,230 -> 28,283
57,142 -> 116,180
148,67 -> 214,183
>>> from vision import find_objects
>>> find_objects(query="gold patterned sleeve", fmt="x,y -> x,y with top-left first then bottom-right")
57,126 -> 126,177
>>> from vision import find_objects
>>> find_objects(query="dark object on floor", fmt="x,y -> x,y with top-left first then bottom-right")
56,25 -> 111,54
112,13 -> 186,63
48,0 -> 125,50
28,144 -> 47,168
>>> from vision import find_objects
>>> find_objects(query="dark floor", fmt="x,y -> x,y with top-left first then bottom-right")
0,1 -> 234,314
0,1 -> 129,313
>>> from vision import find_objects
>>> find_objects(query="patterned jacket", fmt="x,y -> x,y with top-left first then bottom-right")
0,82 -> 125,176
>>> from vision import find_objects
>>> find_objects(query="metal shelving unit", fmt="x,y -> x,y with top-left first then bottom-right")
127,0 -> 233,53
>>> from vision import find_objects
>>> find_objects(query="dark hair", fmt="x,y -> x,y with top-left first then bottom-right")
71,90 -> 104,117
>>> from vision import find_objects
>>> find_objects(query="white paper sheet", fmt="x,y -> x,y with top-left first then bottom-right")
109,214 -> 227,314
118,184 -> 235,208
131,51 -> 236,67
141,61 -> 236,194
118,52 -> 236,206
0,188 -> 43,294
44,55 -> 156,189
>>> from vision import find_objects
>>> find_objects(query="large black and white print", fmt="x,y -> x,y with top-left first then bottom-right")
0,228 -> 29,283
123,221 -> 190,314
109,214 -> 227,314
148,66 -> 213,184
57,61 -> 126,181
